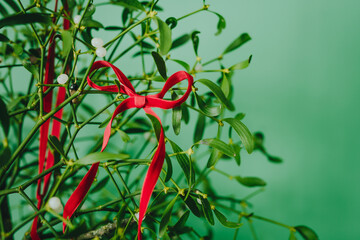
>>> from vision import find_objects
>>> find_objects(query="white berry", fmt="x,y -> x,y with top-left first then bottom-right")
57,74 -> 69,84
95,47 -> 107,57
91,38 -> 104,48
48,197 -> 63,214
73,15 -> 81,25
195,64 -> 203,72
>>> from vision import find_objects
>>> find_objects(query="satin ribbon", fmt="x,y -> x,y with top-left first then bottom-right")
63,60 -> 193,239
31,1 -> 69,239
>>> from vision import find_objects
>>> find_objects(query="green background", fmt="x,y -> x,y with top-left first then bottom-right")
5,0 -> 360,239
150,0 -> 360,239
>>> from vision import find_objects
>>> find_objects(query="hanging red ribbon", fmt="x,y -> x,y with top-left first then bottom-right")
31,1 -> 69,239
63,60 -> 193,239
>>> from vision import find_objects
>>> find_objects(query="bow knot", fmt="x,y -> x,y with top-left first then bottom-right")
63,60 -> 193,240
134,95 -> 146,108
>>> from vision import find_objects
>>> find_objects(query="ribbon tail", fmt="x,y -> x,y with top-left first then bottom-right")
137,108 -> 166,240
62,162 -> 99,232
63,99 -> 132,232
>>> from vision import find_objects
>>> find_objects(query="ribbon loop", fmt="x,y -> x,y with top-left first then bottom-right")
64,61 -> 194,240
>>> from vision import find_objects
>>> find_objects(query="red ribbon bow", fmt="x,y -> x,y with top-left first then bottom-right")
63,60 -> 193,239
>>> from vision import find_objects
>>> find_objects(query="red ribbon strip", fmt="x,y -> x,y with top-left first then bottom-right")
63,61 -> 193,239
31,1 -> 69,239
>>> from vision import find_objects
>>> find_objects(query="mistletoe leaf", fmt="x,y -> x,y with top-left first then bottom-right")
194,92 -> 221,117
171,92 -> 182,135
111,0 -> 145,11
173,210 -> 190,230
191,31 -> 200,56
181,195 -> 201,217
198,138 -> 236,158
169,59 -> 190,72
60,30 -> 72,58
75,152 -> 130,165
168,139 -> 195,186
289,231 -> 297,240
151,51 -> 167,80
222,118 -> 254,154
171,34 -> 190,50
0,97 -> 9,137
156,17 -> 172,55
213,209 -> 243,228
193,113 -> 205,143
200,197 -> 214,225
164,154 -> 173,182
229,55 -> 252,71
223,33 -> 251,55
295,226 -> 319,240
196,79 -> 234,110
0,13 -> 51,29
235,176 -> 266,187
165,17 -> 177,29
159,195 -> 178,237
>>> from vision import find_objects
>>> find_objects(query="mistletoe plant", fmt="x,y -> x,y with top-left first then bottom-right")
0,0 -> 318,239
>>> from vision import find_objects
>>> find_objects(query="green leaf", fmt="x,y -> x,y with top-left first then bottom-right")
193,113 -> 205,143
116,129 -> 130,142
229,55 -> 252,71
223,33 -> 251,55
60,30 -> 72,58
111,0 -> 145,11
196,79 -> 234,110
289,231 -> 297,240
194,92 -> 221,117
0,97 -> 9,137
0,13 -> 51,29
171,92 -> 182,135
82,18 -> 104,28
173,210 -> 190,230
165,17 -> 177,29
0,146 -> 11,169
181,194 -> 201,217
222,118 -> 254,154
295,226 -> 319,240
181,105 -> 190,124
48,135 -> 65,158
206,148 -> 222,168
171,34 -> 190,50
146,113 -> 162,140
191,31 -> 200,56
213,209 -> 243,228
91,176 -> 110,193
84,4 -> 96,17
151,51 -> 167,80
200,197 -> 214,225
230,142 -> 241,166
75,152 -> 130,165
168,139 -> 195,186
235,176 -> 266,187
156,17 -> 172,55
169,59 -> 190,72
198,138 -> 236,158
159,195 -> 178,237
211,12 -> 226,36
0,33 -> 9,42
221,73 -> 230,97
164,154 -> 173,182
